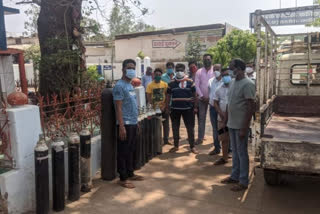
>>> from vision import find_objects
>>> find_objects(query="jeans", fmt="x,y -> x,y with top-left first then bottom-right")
229,128 -> 249,186
198,100 -> 209,141
170,109 -> 195,148
209,105 -> 220,152
162,112 -> 169,144
117,125 -> 137,181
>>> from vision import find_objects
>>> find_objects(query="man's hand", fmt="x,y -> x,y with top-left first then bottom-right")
194,107 -> 198,114
119,125 -> 127,141
239,127 -> 248,140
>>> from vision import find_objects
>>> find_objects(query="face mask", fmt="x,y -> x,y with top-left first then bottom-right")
154,76 -> 161,82
215,71 -> 221,78
126,69 -> 136,79
167,68 -> 174,75
222,76 -> 232,84
176,71 -> 185,79
245,67 -> 253,74
190,65 -> 198,73
203,59 -> 212,67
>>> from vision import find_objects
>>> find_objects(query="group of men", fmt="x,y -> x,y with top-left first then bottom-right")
112,55 -> 256,192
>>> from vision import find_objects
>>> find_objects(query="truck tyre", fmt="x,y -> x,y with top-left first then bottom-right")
264,169 -> 280,185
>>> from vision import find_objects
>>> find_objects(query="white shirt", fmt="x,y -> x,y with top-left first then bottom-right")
208,77 -> 223,106
213,84 -> 229,121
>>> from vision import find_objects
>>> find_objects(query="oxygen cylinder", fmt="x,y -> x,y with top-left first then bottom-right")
68,132 -> 80,202
35,134 -> 49,214
155,107 -> 163,154
151,108 -> 157,157
146,108 -> 152,162
136,57 -> 142,78
52,138 -> 65,212
141,109 -> 146,166
101,82 -> 117,181
80,129 -> 91,192
134,110 -> 142,170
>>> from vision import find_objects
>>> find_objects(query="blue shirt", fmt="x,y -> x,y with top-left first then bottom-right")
142,75 -> 153,89
113,79 -> 138,125
161,73 -> 172,84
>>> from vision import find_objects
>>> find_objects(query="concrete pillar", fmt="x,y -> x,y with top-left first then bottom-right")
0,105 -> 41,213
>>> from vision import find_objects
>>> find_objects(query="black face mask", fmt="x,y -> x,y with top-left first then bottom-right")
204,59 -> 212,67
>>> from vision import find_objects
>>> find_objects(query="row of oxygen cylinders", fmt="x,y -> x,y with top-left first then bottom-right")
34,130 -> 91,214
134,106 -> 163,170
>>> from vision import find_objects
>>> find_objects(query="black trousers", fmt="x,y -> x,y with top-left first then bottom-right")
170,109 -> 195,149
117,125 -> 137,181
162,111 -> 170,143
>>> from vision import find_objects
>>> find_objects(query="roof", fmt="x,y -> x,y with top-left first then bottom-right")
115,23 -> 226,40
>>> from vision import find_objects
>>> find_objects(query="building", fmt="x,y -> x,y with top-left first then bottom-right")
115,23 -> 237,63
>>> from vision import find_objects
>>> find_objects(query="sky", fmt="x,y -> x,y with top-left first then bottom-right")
3,0 -> 318,36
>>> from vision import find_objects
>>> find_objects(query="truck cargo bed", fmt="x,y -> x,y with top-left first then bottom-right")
263,115 -> 320,143
261,114 -> 320,174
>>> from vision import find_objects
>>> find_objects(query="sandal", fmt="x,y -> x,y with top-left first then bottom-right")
221,177 -> 239,184
128,175 -> 144,181
214,158 -> 227,165
169,147 -> 179,153
230,183 -> 248,192
190,148 -> 199,154
209,150 -> 220,156
118,180 -> 135,189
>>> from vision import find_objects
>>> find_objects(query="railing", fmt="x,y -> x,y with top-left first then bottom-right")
38,86 -> 102,141
0,102 -> 13,169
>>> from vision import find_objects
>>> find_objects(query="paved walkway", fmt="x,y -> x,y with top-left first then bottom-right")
63,118 -> 320,214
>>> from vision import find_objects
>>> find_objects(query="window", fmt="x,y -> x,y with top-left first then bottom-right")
290,64 -> 320,85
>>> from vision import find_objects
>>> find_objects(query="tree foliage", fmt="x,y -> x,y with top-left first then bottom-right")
185,32 -> 202,64
207,30 -> 257,68
108,3 -> 156,39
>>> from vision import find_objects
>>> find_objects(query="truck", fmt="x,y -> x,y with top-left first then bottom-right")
251,9 -> 320,185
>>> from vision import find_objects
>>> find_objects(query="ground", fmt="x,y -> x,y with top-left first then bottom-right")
63,117 -> 320,214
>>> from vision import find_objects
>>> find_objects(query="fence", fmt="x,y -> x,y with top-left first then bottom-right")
38,86 -> 102,141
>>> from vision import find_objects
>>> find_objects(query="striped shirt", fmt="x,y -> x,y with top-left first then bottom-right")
167,79 -> 196,110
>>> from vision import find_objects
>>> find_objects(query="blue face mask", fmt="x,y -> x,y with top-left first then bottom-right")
222,76 -> 232,84
126,69 -> 136,79
167,68 -> 174,75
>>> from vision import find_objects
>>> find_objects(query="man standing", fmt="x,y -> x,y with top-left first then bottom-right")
221,59 -> 255,192
146,68 -> 170,145
208,64 -> 223,155
188,61 -> 198,81
162,62 -> 175,84
142,67 -> 153,90
166,63 -> 198,154
113,59 -> 144,189
213,69 -> 232,165
195,54 -> 215,145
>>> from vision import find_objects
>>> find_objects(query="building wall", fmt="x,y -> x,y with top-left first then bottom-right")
115,28 -> 225,63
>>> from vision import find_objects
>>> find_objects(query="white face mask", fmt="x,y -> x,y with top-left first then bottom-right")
176,71 -> 185,79
215,71 -> 221,78
245,67 -> 253,73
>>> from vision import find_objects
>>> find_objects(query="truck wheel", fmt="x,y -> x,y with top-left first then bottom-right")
264,169 -> 280,185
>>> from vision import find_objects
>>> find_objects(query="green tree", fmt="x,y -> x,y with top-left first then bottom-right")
81,17 -> 107,41
207,30 -> 257,67
185,32 -> 202,64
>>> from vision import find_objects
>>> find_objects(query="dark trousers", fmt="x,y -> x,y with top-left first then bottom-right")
162,111 -> 169,143
170,109 -> 195,149
117,125 -> 137,181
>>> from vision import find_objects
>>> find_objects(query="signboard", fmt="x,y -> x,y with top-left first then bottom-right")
250,5 -> 320,28
103,65 -> 113,70
152,39 -> 181,49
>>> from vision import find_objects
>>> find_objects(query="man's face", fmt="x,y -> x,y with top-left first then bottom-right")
203,56 -> 212,68
213,64 -> 221,71
167,65 -> 174,70
229,61 -> 238,75
124,63 -> 136,72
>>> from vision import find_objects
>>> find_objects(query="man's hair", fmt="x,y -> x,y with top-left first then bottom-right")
203,53 -> 213,59
166,62 -> 175,68
175,63 -> 186,71
122,59 -> 136,69
188,61 -> 197,67
232,58 -> 246,71
146,66 -> 153,72
221,68 -> 229,73
154,68 -> 163,74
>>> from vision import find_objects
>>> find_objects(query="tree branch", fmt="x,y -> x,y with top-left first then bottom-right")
16,0 -> 41,6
